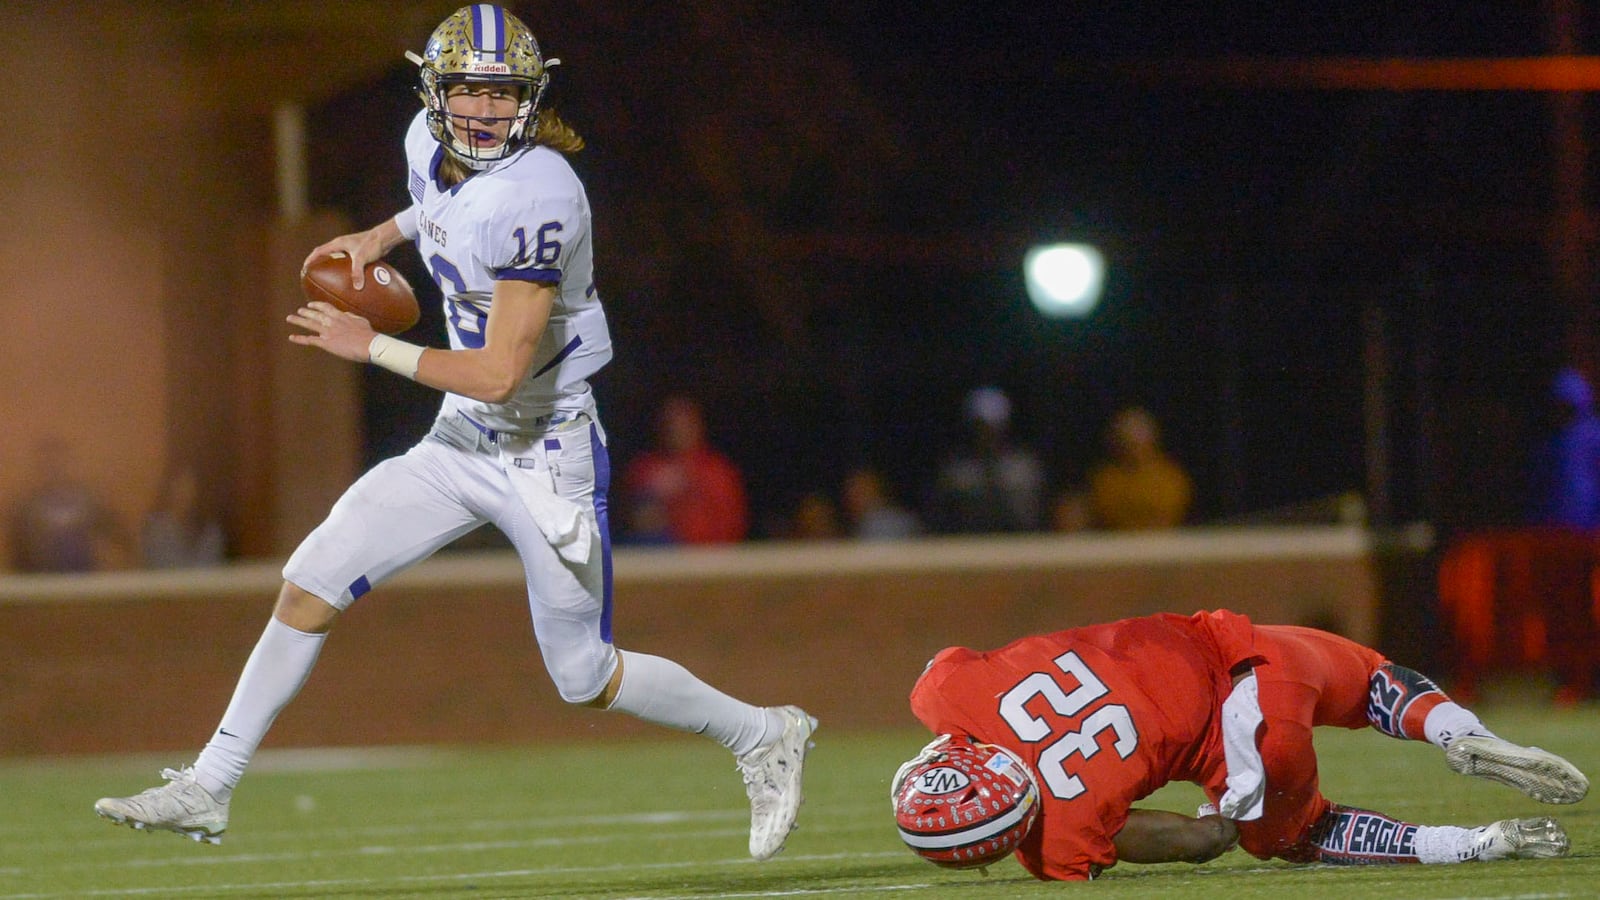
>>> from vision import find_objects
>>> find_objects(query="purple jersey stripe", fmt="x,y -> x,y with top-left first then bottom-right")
590,420 -> 614,643
494,265 -> 561,283
530,335 -> 583,379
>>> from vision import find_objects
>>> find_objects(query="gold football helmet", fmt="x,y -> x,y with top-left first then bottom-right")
405,4 -> 558,169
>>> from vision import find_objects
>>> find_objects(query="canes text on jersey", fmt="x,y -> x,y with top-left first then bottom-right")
419,210 -> 447,247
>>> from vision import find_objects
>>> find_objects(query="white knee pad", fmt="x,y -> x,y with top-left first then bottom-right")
543,635 -> 618,704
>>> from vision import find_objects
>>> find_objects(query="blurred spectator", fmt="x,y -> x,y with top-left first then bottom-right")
787,492 -> 844,540
1087,406 -> 1193,530
1527,367 -> 1600,529
841,467 -> 922,541
141,464 -> 226,569
617,492 -> 676,546
8,441 -> 129,572
1525,366 -> 1600,705
928,387 -> 1047,534
619,395 -> 749,544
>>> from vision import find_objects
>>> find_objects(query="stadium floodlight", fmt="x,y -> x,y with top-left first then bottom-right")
1024,243 -> 1104,319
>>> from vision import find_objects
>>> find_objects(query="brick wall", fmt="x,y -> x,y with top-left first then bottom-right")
0,528 -> 1378,758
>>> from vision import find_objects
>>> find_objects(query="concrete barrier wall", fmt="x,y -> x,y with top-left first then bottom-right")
0,527 -> 1378,758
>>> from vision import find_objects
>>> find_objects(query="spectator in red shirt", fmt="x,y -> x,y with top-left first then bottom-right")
620,395 -> 749,544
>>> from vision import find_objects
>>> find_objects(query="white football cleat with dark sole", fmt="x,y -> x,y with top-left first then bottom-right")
1446,737 -> 1589,804
94,766 -> 228,845
1473,816 -> 1570,861
739,705 -> 817,860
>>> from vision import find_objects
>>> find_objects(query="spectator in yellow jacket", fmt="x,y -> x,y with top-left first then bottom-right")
1088,406 -> 1193,529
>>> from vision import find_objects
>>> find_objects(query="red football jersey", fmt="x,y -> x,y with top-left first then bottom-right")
909,609 -> 1262,880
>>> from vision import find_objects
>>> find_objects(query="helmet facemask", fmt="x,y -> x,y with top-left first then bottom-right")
407,4 -> 558,171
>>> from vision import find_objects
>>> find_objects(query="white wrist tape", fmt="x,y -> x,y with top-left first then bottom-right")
368,334 -> 424,379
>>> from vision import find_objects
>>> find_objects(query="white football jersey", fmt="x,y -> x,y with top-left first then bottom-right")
400,110 -> 613,434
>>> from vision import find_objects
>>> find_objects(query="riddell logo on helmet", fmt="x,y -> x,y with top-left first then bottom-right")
467,62 -> 512,74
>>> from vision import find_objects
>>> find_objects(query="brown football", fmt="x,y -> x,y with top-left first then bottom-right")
299,253 -> 420,335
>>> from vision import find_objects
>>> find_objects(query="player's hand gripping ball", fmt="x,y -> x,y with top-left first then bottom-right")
299,253 -> 420,335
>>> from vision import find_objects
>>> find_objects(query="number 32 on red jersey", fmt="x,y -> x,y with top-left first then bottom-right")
996,652 -> 1140,800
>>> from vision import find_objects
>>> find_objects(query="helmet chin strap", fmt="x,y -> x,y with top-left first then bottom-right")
890,734 -> 956,803
440,103 -> 527,168
450,133 -> 502,170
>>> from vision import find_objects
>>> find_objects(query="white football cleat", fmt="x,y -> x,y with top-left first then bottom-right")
1472,816 -> 1570,861
94,767 -> 228,844
1445,736 -> 1589,804
739,705 -> 817,860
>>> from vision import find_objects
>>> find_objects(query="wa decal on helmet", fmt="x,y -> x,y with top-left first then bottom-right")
891,735 -> 1041,870
405,4 -> 561,170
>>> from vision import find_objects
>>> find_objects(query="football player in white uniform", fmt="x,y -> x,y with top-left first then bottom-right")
95,4 -> 815,861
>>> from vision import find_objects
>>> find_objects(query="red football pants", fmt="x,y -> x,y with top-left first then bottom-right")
1214,625 -> 1389,862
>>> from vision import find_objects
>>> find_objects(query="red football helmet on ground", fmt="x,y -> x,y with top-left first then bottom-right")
891,734 -> 1041,869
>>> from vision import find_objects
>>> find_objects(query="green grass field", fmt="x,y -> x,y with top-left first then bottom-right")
3,704 -> 1595,899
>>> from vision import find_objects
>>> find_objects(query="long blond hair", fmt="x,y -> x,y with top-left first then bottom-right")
534,107 -> 584,154
438,108 -> 585,186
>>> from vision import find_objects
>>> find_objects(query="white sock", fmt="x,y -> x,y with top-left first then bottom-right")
192,618 -> 327,802
1414,823 -> 1492,863
607,650 -> 779,757
1423,702 -> 1497,749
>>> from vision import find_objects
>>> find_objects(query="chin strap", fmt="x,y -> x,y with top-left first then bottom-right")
890,734 -> 954,806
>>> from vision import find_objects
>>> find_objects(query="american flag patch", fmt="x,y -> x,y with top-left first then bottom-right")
409,169 -> 426,203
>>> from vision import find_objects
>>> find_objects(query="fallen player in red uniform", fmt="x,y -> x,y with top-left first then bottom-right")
893,609 -> 1587,879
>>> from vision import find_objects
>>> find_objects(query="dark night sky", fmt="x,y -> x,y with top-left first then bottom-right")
312,4 -> 1596,538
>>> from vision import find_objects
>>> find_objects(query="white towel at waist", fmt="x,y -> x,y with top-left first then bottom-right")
503,455 -> 594,564
1218,671 -> 1266,821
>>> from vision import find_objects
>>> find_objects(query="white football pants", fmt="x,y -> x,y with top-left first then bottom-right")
283,409 -> 617,703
